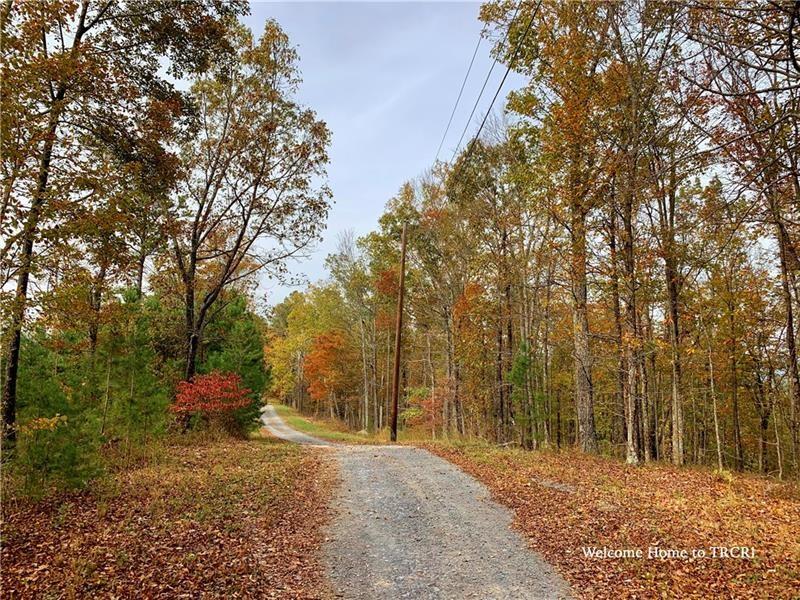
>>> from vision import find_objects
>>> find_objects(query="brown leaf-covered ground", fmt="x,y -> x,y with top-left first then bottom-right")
1,435 -> 335,599
420,442 -> 800,600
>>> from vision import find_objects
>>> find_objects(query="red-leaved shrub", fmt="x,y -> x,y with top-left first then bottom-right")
171,371 -> 252,415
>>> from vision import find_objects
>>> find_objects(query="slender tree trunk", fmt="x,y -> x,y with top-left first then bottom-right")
608,203 -> 626,450
706,333 -> 724,471
759,412 -> 770,474
774,394 -> 784,480
495,319 -> 504,443
371,320 -> 378,429
621,195 -> 642,465
543,263 -> 553,447
89,262 -> 108,357
100,356 -> 112,436
775,217 -> 800,470
135,248 -> 146,299
2,114 -> 58,445
642,310 -> 656,461
570,199 -> 598,453
505,282 -> 514,441
445,318 -> 455,434
185,298 -> 199,382
359,319 -> 369,431
725,273 -> 744,471
663,208 -> 684,465
1,1 -> 88,446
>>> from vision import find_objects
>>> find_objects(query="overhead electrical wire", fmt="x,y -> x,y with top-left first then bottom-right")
451,0 -> 542,181
449,0 -> 525,163
434,36 -> 483,164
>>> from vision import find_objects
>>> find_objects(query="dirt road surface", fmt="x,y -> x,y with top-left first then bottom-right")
260,405 -> 571,600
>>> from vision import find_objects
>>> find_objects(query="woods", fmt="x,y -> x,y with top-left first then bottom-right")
3,2 -> 800,598
266,0 -> 800,478
1,1 -> 330,489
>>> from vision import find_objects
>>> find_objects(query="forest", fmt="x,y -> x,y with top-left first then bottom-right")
1,0 -> 331,488
267,0 -> 800,477
3,1 -> 800,598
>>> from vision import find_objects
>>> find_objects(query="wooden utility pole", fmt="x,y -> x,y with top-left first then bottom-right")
390,223 -> 408,442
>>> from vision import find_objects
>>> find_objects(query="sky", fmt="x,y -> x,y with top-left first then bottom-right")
243,1 -> 525,305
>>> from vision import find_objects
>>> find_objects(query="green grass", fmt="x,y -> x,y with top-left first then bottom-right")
268,403 -> 480,446
270,404 -> 384,444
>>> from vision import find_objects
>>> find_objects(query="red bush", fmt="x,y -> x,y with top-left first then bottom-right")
171,371 -> 252,415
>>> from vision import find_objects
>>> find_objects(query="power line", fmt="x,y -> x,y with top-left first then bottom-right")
434,35 -> 482,164
449,0 -> 524,163
452,0 -> 541,179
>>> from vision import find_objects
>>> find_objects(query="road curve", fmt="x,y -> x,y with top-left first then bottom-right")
261,404 -> 333,446
259,405 -> 572,600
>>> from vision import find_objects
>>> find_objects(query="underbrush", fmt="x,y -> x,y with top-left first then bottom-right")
272,404 -> 384,444
270,403 -> 482,445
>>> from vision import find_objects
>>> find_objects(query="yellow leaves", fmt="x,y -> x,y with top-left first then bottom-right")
18,415 -> 68,436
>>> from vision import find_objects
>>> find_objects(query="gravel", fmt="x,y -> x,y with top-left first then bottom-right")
260,406 -> 572,600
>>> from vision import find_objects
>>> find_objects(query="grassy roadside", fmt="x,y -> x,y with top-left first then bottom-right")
1,434 -> 336,599
268,404 -> 437,445
271,404 -> 385,444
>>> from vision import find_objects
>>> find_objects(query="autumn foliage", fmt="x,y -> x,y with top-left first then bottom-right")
171,372 -> 253,415
425,443 -> 800,599
305,331 -> 358,403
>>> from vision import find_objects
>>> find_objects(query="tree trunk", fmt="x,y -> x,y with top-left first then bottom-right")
359,319 -> 369,431
1,1 -> 88,446
2,114 -> 59,445
571,200 -> 598,453
543,261 -> 553,447
495,319 -> 504,443
608,202 -> 626,450
705,326 -> 724,471
775,217 -> 800,470
621,191 -> 642,465
135,248 -> 146,299
726,272 -> 744,471
505,281 -> 514,441
184,275 -> 199,380
667,270 -> 684,465
89,262 -> 108,357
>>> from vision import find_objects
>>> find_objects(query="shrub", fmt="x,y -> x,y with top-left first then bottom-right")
171,371 -> 253,436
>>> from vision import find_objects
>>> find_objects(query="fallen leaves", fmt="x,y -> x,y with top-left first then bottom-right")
1,436 -> 336,598
420,441 -> 800,599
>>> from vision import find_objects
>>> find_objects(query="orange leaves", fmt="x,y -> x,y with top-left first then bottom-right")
374,267 -> 399,298
453,282 -> 487,322
423,443 -> 800,599
304,330 -> 358,402
171,371 -> 252,414
1,440 -> 336,598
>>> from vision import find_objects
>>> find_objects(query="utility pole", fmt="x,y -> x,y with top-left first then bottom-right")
390,223 -> 408,442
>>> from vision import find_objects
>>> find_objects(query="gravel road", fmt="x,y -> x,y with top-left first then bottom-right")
260,405 -> 571,600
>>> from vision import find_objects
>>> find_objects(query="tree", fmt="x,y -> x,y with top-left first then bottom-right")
686,0 -> 800,469
482,0 -> 610,452
1,0 -> 246,446
167,21 -> 331,383
171,371 -> 252,414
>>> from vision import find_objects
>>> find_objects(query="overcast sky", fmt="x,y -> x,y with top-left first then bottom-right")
243,1 -> 524,305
